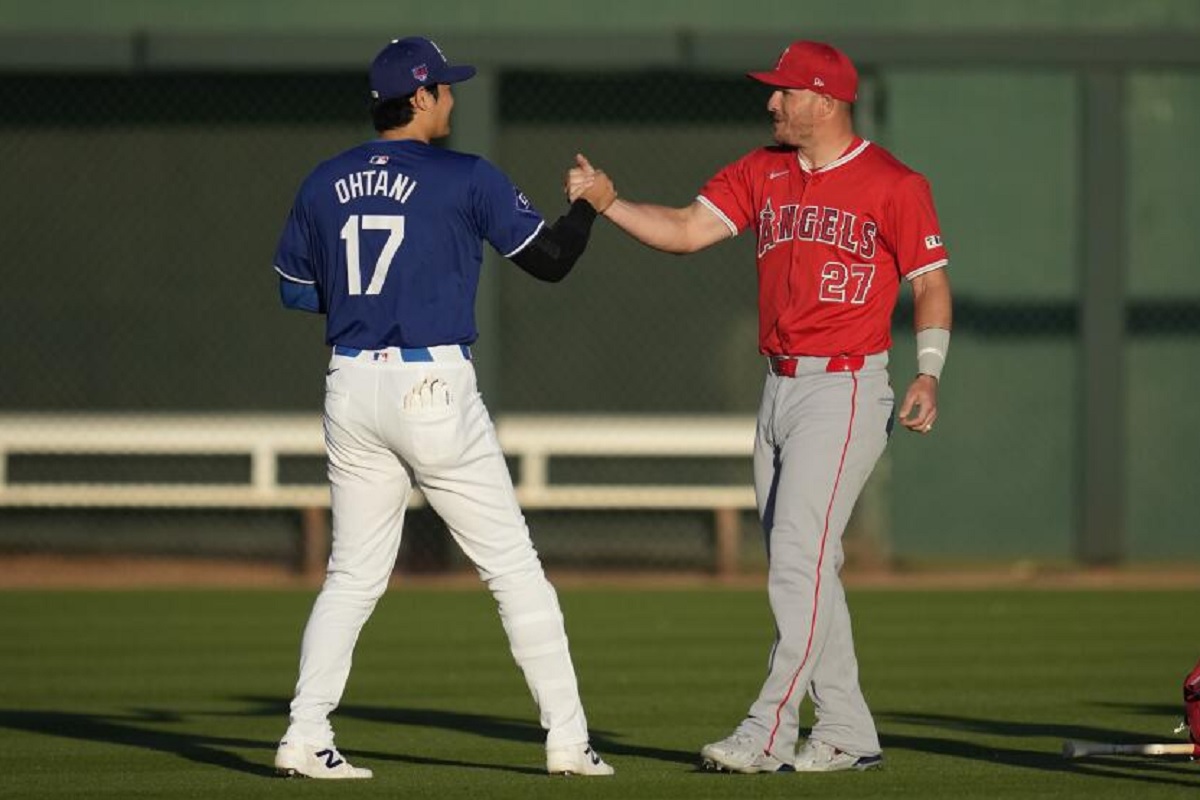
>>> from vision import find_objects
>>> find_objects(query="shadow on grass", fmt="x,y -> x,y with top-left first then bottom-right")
0,708 -> 273,776
879,710 -> 1200,790
0,697 -> 693,779
1092,701 -> 1181,718
236,695 -> 696,768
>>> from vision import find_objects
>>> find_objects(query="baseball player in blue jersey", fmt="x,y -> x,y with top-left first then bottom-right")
270,36 -> 613,780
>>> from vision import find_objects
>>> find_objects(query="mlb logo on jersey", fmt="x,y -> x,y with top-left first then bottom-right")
369,155 -> 389,165
924,234 -> 943,249
412,64 -> 429,83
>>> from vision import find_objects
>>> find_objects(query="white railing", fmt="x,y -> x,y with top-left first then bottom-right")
0,413 -> 757,576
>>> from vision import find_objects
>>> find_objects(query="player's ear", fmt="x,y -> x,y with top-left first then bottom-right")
818,93 -> 838,120
411,86 -> 433,112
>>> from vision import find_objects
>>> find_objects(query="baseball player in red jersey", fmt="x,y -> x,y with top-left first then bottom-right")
570,40 -> 952,773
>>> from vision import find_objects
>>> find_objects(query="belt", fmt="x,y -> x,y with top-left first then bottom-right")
768,354 -> 866,378
333,344 -> 471,362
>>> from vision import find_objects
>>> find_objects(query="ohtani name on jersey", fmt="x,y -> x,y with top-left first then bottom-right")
757,199 -> 877,259
334,170 -> 418,205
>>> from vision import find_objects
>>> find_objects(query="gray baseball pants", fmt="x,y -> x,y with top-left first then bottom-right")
736,351 -> 893,761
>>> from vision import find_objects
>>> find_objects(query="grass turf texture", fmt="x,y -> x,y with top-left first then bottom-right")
1,588 -> 1198,798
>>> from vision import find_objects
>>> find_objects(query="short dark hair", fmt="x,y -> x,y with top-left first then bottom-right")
371,84 -> 439,132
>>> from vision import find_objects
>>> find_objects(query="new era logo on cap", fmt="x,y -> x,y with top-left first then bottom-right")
369,36 -> 476,101
748,40 -> 859,103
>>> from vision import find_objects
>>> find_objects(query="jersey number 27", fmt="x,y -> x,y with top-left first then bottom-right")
819,261 -> 875,304
340,214 -> 405,296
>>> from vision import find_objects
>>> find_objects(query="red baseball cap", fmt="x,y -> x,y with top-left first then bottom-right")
748,40 -> 858,103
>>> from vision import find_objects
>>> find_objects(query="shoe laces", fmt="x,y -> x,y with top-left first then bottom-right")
805,740 -> 839,763
725,731 -> 760,748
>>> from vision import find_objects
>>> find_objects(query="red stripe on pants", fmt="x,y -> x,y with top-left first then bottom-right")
765,372 -> 858,754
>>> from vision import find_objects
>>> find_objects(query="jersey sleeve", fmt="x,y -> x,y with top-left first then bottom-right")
888,174 -> 949,280
696,154 -> 756,236
470,158 -> 545,258
273,189 -> 317,285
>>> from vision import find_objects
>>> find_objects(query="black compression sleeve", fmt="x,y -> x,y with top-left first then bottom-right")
509,199 -> 599,282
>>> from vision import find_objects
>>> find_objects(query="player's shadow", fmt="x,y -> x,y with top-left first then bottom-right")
0,701 -> 666,779
1091,701 -> 1181,718
878,710 -> 1200,790
235,694 -> 696,768
0,695 -> 693,778
0,707 -> 273,776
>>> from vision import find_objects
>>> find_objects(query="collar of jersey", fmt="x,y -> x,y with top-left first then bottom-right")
372,137 -> 434,148
797,137 -> 871,175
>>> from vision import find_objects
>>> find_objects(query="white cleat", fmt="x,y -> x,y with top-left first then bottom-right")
274,739 -> 373,779
546,743 -> 615,776
794,739 -> 883,772
700,731 -> 792,773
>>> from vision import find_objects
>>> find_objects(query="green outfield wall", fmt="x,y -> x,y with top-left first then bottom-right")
0,4 -> 1198,566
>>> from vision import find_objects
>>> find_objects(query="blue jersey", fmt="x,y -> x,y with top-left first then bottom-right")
273,139 -> 545,348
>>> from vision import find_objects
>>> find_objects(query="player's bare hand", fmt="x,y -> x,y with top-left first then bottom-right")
566,153 -> 616,212
580,170 -> 617,213
565,153 -> 597,203
566,175 -> 593,203
898,374 -> 939,434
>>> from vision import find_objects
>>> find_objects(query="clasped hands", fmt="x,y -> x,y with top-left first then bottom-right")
564,154 -> 617,213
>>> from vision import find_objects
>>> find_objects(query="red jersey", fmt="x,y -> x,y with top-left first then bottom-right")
698,138 -> 948,357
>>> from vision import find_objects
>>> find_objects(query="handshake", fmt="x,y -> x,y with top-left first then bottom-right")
564,153 -> 617,214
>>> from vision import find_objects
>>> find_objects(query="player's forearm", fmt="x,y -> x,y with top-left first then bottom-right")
509,199 -> 597,282
602,199 -> 707,254
911,268 -> 952,380
911,269 -> 952,331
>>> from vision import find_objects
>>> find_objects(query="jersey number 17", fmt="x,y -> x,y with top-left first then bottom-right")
340,214 -> 405,296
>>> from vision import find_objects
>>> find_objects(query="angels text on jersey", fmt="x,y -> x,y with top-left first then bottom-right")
757,199 -> 878,260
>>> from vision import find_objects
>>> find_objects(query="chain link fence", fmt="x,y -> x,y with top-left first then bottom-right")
1,63 -> 1198,571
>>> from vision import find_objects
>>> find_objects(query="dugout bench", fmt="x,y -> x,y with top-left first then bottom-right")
0,413 -> 757,578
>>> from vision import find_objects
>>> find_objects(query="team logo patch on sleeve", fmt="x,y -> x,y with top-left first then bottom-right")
924,234 -> 943,249
514,188 -> 537,216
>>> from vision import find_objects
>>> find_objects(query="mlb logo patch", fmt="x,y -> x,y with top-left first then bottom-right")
369,155 -> 389,165
813,77 -> 825,87
412,64 -> 429,83
925,234 -> 943,249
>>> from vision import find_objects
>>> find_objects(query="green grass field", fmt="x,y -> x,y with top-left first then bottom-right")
2,586 -> 1198,798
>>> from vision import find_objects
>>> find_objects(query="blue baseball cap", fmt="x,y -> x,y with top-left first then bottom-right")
369,37 -> 477,102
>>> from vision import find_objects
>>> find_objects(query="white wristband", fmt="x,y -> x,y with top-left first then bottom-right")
916,327 -> 950,380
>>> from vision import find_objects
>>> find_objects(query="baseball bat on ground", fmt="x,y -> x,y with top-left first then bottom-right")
1062,740 -> 1199,759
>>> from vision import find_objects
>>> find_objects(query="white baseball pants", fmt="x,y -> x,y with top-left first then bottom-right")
284,346 -> 590,750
